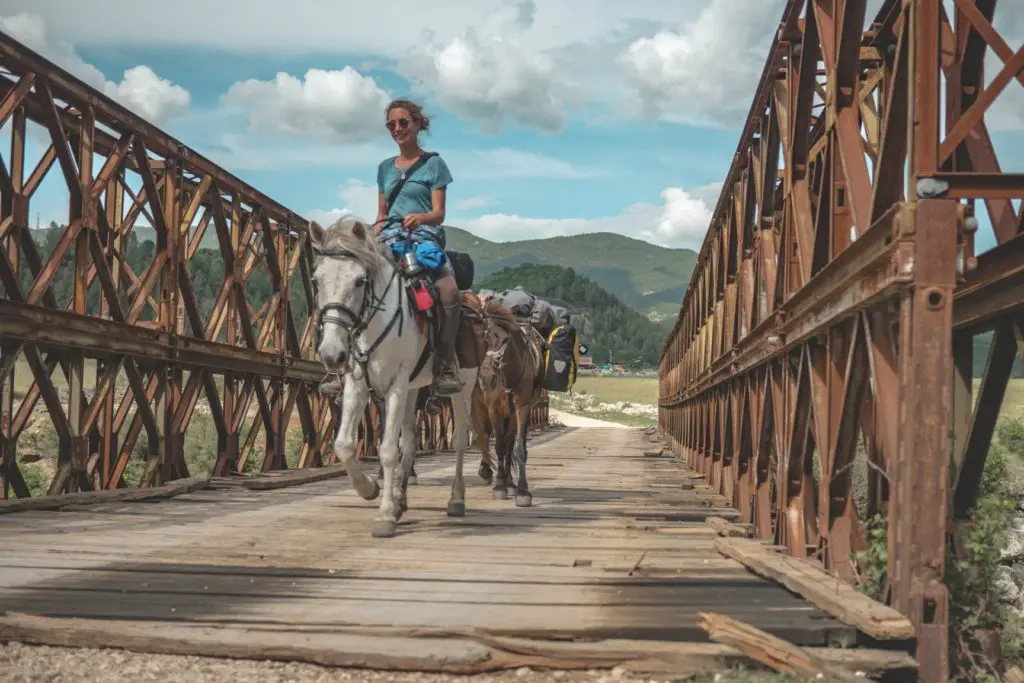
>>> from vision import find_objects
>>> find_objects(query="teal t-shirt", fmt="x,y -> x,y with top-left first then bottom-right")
377,153 -> 453,246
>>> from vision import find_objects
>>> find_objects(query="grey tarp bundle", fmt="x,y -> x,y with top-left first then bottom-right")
497,286 -> 536,318
530,299 -> 555,334
495,286 -> 562,337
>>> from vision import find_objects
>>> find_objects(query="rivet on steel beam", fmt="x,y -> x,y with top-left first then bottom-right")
924,288 -> 945,311
916,177 -> 950,198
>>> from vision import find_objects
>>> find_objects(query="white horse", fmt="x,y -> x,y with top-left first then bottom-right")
310,216 -> 480,538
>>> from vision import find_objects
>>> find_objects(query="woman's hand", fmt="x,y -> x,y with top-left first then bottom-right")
402,213 -> 423,230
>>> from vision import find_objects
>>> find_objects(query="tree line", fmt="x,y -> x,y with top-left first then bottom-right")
478,263 -> 666,367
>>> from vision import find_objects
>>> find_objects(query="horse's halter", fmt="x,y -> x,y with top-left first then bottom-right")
481,320 -> 530,393
313,245 -> 402,379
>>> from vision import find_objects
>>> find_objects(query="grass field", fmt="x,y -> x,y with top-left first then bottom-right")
569,375 -> 660,405
550,373 -> 1024,429
549,374 -> 660,428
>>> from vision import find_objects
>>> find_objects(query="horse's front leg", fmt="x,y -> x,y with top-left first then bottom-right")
393,395 -> 419,521
446,378 -> 474,517
335,381 -> 378,501
473,399 -> 494,485
371,386 -> 407,538
488,403 -> 509,500
513,403 -> 532,507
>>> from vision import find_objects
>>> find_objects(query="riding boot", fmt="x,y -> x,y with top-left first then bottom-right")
434,302 -> 464,395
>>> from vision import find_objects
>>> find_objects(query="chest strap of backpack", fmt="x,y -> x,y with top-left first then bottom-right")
386,152 -> 438,214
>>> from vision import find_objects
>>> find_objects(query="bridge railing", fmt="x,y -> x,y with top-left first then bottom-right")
0,32 -> 547,499
658,0 -> 1023,678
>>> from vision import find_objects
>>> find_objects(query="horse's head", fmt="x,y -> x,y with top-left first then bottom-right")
309,216 -> 388,370
478,299 -> 524,391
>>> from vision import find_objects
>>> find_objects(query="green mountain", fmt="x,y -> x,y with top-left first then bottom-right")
125,223 -> 697,326
478,263 -> 666,367
445,227 -> 697,327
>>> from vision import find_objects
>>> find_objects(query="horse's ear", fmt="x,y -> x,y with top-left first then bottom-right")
351,220 -> 367,241
309,221 -> 325,249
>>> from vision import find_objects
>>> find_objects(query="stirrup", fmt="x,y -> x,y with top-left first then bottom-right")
423,394 -> 442,415
318,374 -> 343,396
434,365 -> 464,396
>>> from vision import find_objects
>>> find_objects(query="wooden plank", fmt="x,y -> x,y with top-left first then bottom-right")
0,426 -> 865,659
706,516 -> 752,537
714,537 -> 916,640
0,612 -> 919,677
0,592 -> 844,644
699,611 -> 863,682
211,463 -> 348,490
0,477 -> 210,514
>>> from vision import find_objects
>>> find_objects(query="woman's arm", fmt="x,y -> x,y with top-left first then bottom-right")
375,191 -> 387,234
403,187 -> 447,228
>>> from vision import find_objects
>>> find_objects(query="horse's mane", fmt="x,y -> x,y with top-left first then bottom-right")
483,299 -> 523,336
315,216 -> 390,275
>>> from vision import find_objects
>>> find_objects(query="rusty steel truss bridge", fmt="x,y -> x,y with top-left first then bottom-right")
0,26 -> 548,498
659,0 -> 1024,680
0,0 -> 1020,682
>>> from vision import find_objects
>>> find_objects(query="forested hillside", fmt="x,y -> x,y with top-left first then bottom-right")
479,263 -> 666,367
14,224 -> 304,339
14,223 -> 1019,377
446,227 -> 696,326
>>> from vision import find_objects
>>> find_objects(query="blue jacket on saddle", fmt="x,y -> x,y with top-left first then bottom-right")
376,152 -> 454,271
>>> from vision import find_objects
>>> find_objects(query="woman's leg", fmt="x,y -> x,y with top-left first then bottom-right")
433,265 -> 463,395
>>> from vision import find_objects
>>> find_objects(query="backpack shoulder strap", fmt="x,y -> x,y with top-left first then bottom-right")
385,152 -> 438,214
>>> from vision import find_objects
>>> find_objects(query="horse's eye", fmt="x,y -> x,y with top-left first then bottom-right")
355,277 -> 366,288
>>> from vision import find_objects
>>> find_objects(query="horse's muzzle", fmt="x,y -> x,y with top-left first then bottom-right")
320,347 -> 348,368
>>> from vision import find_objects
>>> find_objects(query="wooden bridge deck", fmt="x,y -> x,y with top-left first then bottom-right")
0,425 -> 915,677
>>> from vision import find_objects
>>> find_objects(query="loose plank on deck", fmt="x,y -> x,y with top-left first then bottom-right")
0,426 -> 875,671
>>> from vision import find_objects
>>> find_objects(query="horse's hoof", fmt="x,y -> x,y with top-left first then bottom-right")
506,485 -> 517,496
492,488 -> 508,500
365,481 -> 380,501
515,494 -> 533,508
407,475 -> 418,486
447,501 -> 466,517
371,520 -> 398,538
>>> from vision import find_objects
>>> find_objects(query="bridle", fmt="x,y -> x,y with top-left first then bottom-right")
481,319 -> 532,393
313,245 -> 404,384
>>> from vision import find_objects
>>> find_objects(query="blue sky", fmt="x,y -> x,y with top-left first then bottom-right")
3,0 -> 1023,253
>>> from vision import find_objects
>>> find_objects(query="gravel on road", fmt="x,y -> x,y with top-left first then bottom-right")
0,642 -> 700,683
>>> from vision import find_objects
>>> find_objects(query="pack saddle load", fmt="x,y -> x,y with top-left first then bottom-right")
491,286 -> 584,394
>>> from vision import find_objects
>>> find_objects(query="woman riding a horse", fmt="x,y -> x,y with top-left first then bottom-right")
320,98 -> 462,398
375,99 -> 462,395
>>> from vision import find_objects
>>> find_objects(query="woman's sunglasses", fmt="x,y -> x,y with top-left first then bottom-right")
385,118 -> 411,132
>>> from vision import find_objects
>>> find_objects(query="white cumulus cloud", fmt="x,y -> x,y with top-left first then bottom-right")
222,67 -> 391,143
0,13 -> 190,125
455,195 -> 490,211
398,0 -> 583,133
449,148 -> 608,179
619,0 -> 785,127
302,179 -> 380,227
455,182 -> 720,249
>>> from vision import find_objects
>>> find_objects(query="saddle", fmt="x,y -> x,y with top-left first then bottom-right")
400,270 -> 486,372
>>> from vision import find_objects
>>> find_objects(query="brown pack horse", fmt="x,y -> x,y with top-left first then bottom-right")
471,299 -> 546,507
